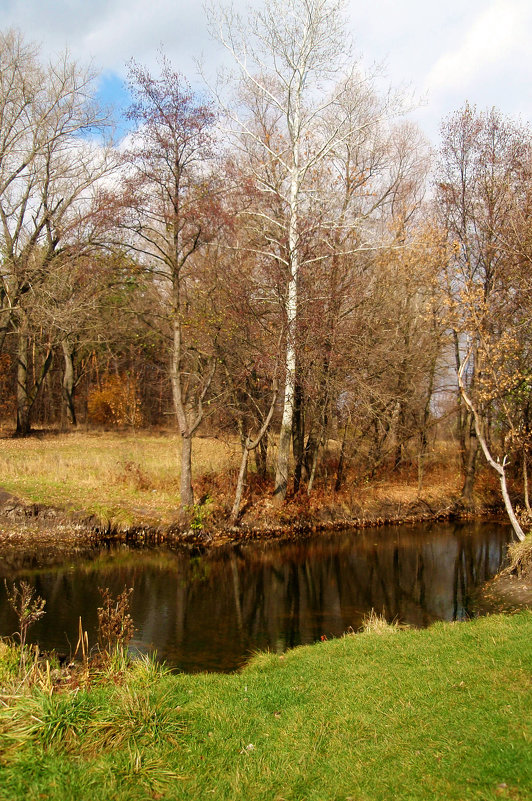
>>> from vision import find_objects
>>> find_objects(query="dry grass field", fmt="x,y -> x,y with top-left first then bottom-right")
0,430 -> 241,526
0,429 -> 493,529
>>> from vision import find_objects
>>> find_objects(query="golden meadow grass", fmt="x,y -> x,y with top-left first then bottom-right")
0,430 -> 476,528
0,431 -> 241,525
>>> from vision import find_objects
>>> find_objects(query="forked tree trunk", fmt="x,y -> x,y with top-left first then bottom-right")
231,381 -> 278,525
170,318 -> 215,515
458,356 -> 525,541
15,333 -> 53,436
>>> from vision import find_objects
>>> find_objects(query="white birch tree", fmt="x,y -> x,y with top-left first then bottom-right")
209,0 -> 405,502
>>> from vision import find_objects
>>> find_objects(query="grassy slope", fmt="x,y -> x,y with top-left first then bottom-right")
0,612 -> 531,801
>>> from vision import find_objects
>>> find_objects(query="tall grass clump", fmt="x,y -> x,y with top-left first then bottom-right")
359,608 -> 401,634
507,532 -> 532,577
0,582 -> 177,770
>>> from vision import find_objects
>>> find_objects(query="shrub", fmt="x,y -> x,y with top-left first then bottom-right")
88,374 -> 144,427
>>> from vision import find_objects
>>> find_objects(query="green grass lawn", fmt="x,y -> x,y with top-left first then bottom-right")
0,612 -> 531,800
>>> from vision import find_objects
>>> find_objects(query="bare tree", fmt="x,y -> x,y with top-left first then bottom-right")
0,29 -> 114,434
458,350 -> 525,541
209,0 -> 408,502
436,104 -> 531,505
118,55 -> 220,511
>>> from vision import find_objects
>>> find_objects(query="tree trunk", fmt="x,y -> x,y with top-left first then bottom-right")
417,353 -> 437,495
292,374 -> 304,493
524,448 -> 531,514
232,381 -> 278,523
231,446 -> 249,525
389,399 -> 403,470
16,327 -> 30,436
15,319 -> 53,437
274,120 -> 300,505
458,355 -> 525,541
306,438 -> 320,496
254,436 -> 268,479
417,433 -> 426,496
180,433 -> 194,509
61,340 -> 77,428
170,317 -> 195,511
334,422 -> 349,492
461,415 -> 478,507
303,430 -> 318,481
170,313 -> 215,514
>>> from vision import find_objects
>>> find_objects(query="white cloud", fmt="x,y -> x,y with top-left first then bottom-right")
2,0 -> 532,143
425,0 -> 531,94
2,0 -> 232,78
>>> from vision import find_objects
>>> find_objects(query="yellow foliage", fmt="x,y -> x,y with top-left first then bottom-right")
88,374 -> 144,428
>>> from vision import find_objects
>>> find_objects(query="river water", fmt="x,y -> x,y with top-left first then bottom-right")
0,521 -> 512,672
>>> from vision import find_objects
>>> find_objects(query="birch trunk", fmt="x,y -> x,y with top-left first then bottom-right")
458,356 -> 525,541
274,143 -> 300,504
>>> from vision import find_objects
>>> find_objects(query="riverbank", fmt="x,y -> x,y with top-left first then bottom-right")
0,430 -> 504,551
477,535 -> 532,613
0,611 -> 530,800
3,429 -> 531,619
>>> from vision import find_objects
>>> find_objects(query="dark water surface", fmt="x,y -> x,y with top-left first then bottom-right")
0,521 -> 512,672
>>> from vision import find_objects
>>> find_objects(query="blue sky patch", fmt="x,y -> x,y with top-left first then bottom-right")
96,71 -> 133,141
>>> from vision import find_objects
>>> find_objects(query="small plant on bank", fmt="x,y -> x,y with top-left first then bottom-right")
118,460 -> 152,491
97,586 -> 135,659
359,608 -> 400,634
187,494 -> 212,531
4,580 -> 46,671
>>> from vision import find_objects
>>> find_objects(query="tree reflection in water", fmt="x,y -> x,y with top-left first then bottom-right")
0,521 -> 511,672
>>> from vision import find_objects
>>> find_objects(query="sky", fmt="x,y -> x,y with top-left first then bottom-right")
2,0 -> 532,144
